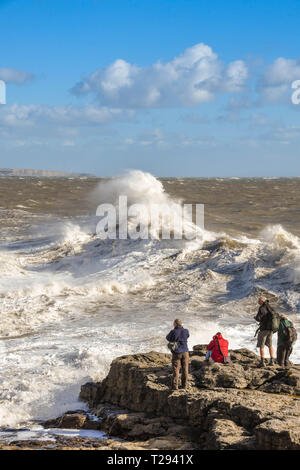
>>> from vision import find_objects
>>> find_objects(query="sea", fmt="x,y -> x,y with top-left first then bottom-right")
0,170 -> 299,436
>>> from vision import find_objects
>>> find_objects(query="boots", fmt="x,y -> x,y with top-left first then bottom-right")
269,358 -> 275,366
258,358 -> 265,368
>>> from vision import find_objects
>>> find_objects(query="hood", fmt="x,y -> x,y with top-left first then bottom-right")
213,333 -> 224,340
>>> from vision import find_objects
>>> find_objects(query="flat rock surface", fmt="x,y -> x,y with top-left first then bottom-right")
78,346 -> 300,450
2,347 -> 299,450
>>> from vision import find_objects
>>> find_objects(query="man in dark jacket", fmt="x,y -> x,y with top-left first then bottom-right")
255,296 -> 275,367
166,319 -> 190,390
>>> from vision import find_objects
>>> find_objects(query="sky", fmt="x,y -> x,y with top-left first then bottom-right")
0,0 -> 300,177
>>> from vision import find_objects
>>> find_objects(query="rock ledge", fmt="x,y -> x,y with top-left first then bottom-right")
75,346 -> 300,450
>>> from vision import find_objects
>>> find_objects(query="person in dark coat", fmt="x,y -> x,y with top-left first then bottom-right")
166,319 -> 190,390
277,314 -> 294,368
254,296 -> 275,367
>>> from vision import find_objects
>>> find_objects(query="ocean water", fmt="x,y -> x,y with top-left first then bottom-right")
0,171 -> 299,431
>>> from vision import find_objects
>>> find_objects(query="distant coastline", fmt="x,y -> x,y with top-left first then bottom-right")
0,168 -> 96,178
1,170 -> 299,179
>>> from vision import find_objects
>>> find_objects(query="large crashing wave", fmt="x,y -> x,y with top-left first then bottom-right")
0,171 -> 300,338
92,169 -> 209,241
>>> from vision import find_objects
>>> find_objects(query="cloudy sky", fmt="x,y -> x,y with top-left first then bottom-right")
0,0 -> 300,176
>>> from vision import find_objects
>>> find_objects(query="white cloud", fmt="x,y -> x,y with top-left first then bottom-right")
259,57 -> 300,103
121,127 -> 217,149
71,43 -> 248,108
0,67 -> 34,84
0,103 -> 133,129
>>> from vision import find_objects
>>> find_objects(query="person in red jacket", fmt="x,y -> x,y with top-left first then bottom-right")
206,332 -> 229,363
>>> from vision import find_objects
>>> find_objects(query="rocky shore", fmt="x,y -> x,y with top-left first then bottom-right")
1,346 -> 299,450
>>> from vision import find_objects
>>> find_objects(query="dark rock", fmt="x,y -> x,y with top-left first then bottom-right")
78,382 -> 101,407
75,347 -> 300,450
43,410 -> 101,431
191,344 -> 207,356
204,415 -> 256,450
258,367 -> 300,395
55,412 -> 87,429
255,418 -> 300,450
192,361 -> 249,389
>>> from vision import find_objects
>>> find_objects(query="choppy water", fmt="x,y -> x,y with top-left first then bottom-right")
0,171 -> 300,431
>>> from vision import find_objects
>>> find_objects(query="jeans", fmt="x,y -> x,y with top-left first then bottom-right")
206,350 -> 212,360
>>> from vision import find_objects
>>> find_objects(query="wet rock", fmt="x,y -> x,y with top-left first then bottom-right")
82,351 -> 172,415
79,382 -> 101,406
0,436 -> 151,451
43,411 -> 101,430
89,403 -> 194,442
59,413 -> 87,429
78,346 -> 300,450
43,411 -> 86,429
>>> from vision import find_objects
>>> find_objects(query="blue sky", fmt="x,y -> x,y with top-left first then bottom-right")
0,0 -> 300,176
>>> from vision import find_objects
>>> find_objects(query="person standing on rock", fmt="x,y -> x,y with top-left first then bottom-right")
277,314 -> 297,368
254,296 -> 277,367
166,319 -> 190,390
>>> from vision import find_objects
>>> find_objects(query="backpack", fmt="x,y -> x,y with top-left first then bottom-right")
271,312 -> 281,333
216,336 -> 231,364
281,320 -> 298,346
265,302 -> 280,333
